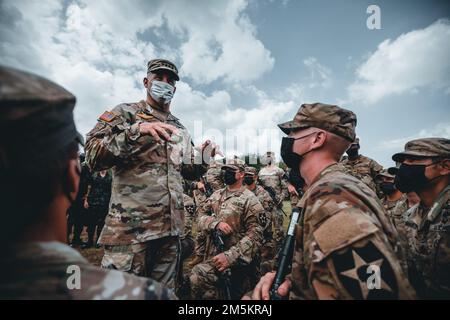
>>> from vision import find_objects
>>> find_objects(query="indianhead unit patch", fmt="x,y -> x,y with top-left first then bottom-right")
331,241 -> 398,299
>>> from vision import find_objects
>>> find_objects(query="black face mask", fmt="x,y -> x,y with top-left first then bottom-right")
379,182 -> 397,195
346,147 -> 359,158
280,132 -> 318,170
394,163 -> 435,193
243,176 -> 254,186
221,169 -> 238,185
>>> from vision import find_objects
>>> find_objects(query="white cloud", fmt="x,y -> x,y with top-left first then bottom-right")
0,0 -> 285,159
377,122 -> 450,151
348,19 -> 450,105
303,57 -> 332,89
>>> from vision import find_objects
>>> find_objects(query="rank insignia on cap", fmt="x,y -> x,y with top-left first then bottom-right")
99,111 -> 116,122
331,241 -> 398,299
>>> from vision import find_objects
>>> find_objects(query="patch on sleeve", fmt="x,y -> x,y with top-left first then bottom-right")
313,211 -> 378,257
331,241 -> 398,299
99,111 -> 116,122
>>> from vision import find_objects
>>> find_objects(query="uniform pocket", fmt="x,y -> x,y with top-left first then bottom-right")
101,251 -> 134,272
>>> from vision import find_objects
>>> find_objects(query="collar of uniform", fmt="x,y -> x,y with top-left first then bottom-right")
223,185 -> 246,199
141,100 -> 171,122
310,162 -> 342,185
425,184 -> 450,223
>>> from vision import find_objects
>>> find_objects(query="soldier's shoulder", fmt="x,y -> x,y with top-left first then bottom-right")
71,266 -> 176,300
96,102 -> 142,125
167,113 -> 186,130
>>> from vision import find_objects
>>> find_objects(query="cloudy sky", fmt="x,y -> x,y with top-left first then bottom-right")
1,0 -> 449,167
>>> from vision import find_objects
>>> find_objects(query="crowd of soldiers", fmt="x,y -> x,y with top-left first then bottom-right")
0,58 -> 449,300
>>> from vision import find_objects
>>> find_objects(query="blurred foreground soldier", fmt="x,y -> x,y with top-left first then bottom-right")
66,152 -> 90,246
244,166 -> 276,275
84,169 -> 112,248
247,102 -> 415,300
190,159 -> 263,299
258,151 -> 289,245
0,66 -> 175,299
392,138 -> 450,299
85,59 -> 213,289
341,137 -> 383,193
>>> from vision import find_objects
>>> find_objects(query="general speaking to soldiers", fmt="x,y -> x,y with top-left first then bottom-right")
85,59 -> 215,289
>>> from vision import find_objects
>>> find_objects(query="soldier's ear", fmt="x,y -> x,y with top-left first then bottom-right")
143,77 -> 149,88
65,159 -> 80,203
440,159 -> 450,175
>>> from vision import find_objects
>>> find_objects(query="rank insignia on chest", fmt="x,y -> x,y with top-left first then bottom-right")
99,111 -> 116,122
137,112 -> 155,121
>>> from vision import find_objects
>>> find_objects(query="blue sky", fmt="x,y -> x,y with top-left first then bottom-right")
1,0 -> 449,167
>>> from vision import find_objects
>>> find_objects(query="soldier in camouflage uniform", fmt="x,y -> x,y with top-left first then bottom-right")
375,169 -> 407,220
189,159 -> 226,267
84,169 -> 112,248
189,159 -> 263,299
0,66 -> 174,300
85,59 -> 212,289
391,138 -> 450,299
258,151 -> 290,246
284,167 -> 306,207
247,103 -> 415,300
244,166 -> 276,275
340,137 -> 383,193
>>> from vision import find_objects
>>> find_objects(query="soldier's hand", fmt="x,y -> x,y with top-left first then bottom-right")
251,271 -> 292,300
139,122 -> 178,143
287,183 -> 299,196
83,199 -> 89,209
212,253 -> 230,272
216,222 -> 232,235
197,181 -> 206,193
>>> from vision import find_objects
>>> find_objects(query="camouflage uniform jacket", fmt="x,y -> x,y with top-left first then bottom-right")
250,185 -> 275,240
85,101 -> 206,245
258,166 -> 289,204
0,242 -> 176,300
197,186 -> 264,267
403,185 -> 450,298
340,154 -> 383,192
289,163 -> 415,300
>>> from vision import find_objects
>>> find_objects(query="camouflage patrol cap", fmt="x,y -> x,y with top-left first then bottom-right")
244,166 -> 257,176
222,158 -> 246,172
147,59 -> 179,81
0,66 -> 83,169
375,169 -> 395,180
387,162 -> 401,175
278,102 -> 357,142
392,138 -> 450,162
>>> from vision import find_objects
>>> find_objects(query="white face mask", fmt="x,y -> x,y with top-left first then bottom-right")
148,80 -> 175,104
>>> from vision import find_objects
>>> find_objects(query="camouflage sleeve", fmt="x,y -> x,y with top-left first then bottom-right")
85,105 -> 154,171
290,192 -> 415,300
223,197 -> 263,266
196,192 -> 221,231
144,279 -> 178,300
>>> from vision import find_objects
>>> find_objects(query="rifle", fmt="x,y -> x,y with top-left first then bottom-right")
203,175 -> 214,198
262,184 -> 287,217
270,207 -> 301,300
211,230 -> 232,300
